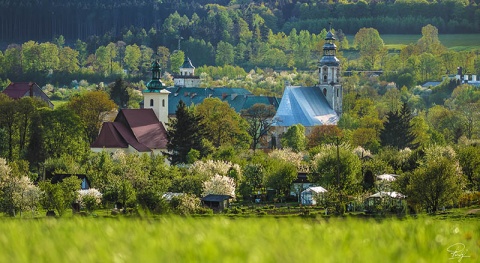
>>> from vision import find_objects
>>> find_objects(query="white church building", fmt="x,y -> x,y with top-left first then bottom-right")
272,28 -> 343,142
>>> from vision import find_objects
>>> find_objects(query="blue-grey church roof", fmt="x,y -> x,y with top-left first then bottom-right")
273,86 -> 339,127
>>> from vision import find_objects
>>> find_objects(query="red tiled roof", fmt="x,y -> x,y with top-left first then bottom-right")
91,109 -> 168,152
90,122 -> 128,149
2,82 -> 33,99
2,82 -> 54,108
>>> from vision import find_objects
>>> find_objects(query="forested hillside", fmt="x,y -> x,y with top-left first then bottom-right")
0,0 -> 478,46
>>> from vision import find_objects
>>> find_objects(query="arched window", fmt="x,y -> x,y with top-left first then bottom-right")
150,99 -> 154,107
323,88 -> 327,97
162,99 -> 165,107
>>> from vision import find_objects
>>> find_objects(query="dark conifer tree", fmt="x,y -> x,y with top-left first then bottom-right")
380,103 -> 417,150
166,100 -> 206,165
109,78 -> 130,108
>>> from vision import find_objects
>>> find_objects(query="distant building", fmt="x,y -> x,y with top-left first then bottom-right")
91,61 -> 169,155
2,82 -> 54,108
173,57 -> 201,88
165,57 -> 280,116
272,28 -> 342,143
165,86 -> 280,117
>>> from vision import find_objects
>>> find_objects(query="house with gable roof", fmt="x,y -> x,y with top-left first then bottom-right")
2,82 -> 54,108
271,27 -> 343,145
91,61 -> 169,155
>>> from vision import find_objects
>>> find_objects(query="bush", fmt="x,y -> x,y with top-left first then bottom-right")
170,194 -> 201,216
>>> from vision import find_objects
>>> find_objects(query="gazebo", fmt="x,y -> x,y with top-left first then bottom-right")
301,186 -> 327,205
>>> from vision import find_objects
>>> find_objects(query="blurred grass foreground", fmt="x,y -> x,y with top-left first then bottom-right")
0,216 -> 478,263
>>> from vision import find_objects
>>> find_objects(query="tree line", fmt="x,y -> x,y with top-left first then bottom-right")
1,23 -> 479,97
0,0 -> 478,46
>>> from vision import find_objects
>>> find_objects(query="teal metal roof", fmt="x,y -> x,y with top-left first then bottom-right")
165,87 -> 279,115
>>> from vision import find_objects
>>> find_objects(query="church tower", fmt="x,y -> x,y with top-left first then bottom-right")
174,57 -> 201,87
143,60 -> 170,124
319,27 -> 342,115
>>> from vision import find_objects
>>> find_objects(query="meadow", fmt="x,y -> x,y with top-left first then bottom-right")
0,215 -> 478,263
346,34 -> 480,51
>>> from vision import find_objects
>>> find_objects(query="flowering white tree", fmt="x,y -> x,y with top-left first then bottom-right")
77,188 -> 103,212
0,158 -> 41,217
269,148 -> 308,172
12,176 -> 42,217
190,160 -> 240,178
202,174 -> 236,198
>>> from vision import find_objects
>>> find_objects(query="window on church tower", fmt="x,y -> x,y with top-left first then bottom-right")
162,99 -> 165,107
150,99 -> 154,107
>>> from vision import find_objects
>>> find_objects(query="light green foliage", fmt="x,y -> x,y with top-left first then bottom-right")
124,44 -> 142,74
264,158 -> 297,200
457,144 -> 480,191
240,163 -> 265,198
354,28 -> 386,69
407,145 -> 465,213
66,90 -> 117,143
280,124 -> 306,152
215,41 -> 234,66
310,143 -> 362,195
39,176 -> 81,216
170,50 -> 184,74
196,98 -> 250,149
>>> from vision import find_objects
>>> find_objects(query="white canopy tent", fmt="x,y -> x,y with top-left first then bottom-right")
369,191 -> 405,199
301,186 -> 327,205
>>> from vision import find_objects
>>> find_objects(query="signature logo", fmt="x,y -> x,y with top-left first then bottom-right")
447,243 -> 470,262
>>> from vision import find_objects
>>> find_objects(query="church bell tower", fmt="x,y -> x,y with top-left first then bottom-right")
319,27 -> 342,116
143,60 -> 170,124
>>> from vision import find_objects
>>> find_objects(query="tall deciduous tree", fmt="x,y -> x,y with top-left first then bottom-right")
39,176 -> 81,216
66,91 -> 117,143
281,124 -> 306,152
0,94 -> 17,160
196,98 -> 250,149
416,24 -> 445,55
241,103 -> 276,151
307,125 -> 342,148
457,144 -> 480,191
354,27 -> 386,70
166,100 -> 206,165
310,143 -> 362,195
407,146 -> 464,213
32,108 -> 88,160
215,41 -> 234,66
170,50 -> 184,74
124,44 -> 142,75
265,158 -> 297,201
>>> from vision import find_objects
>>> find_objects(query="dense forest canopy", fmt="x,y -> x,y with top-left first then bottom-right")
0,0 -> 479,45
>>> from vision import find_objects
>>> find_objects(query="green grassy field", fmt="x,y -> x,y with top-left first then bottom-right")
0,216 -> 478,263
346,34 -> 480,51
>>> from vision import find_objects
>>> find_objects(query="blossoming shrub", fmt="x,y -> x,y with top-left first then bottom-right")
202,174 -> 236,197
77,188 -> 102,212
